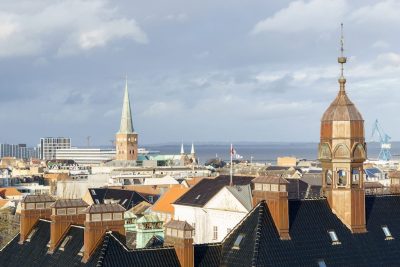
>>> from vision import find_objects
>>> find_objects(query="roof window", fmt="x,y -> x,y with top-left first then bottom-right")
232,234 -> 245,249
328,230 -> 341,245
26,228 -> 38,242
91,189 -> 96,195
382,225 -> 394,240
59,235 -> 72,251
317,259 -> 327,267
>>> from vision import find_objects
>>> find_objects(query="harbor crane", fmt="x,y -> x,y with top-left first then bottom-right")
371,119 -> 392,161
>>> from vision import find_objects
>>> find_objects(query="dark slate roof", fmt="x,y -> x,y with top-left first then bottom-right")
96,233 -> 180,267
266,166 -> 291,171
220,195 -> 400,267
286,179 -> 309,199
174,175 -> 254,207
89,188 -> 149,209
0,220 -> 97,267
194,243 -> 221,267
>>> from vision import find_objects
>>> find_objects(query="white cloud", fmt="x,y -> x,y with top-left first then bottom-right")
372,40 -> 390,49
252,0 -> 348,34
350,0 -> 400,25
0,0 -> 147,58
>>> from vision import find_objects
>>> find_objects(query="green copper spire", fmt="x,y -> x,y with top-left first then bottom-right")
119,77 -> 134,133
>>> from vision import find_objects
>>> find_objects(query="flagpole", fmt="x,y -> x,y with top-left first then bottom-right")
230,143 -> 233,186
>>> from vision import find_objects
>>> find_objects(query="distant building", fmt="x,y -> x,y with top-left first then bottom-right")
0,143 -> 40,159
277,156 -> 297,167
115,79 -> 138,161
55,148 -> 115,165
40,137 -> 71,160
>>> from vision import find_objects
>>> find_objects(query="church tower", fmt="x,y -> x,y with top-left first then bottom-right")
116,78 -> 138,161
318,24 -> 367,233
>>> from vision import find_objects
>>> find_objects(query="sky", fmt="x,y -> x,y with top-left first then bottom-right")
0,0 -> 399,146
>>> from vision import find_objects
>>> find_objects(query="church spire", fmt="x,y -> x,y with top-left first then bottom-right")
338,23 -> 347,95
181,142 -> 185,154
191,142 -> 195,155
119,77 -> 134,134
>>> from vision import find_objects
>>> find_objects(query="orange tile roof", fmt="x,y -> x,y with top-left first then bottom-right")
151,186 -> 189,214
0,187 -> 22,198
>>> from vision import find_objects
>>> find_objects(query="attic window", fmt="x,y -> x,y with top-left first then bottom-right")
382,225 -> 394,240
317,259 -> 327,267
59,236 -> 72,251
195,194 -> 201,200
232,234 -> 245,250
328,230 -> 341,245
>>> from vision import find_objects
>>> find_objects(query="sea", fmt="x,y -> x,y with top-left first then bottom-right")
143,142 -> 400,164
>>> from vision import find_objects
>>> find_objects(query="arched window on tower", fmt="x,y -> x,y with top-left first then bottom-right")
326,170 -> 333,186
337,170 -> 347,186
352,168 -> 360,185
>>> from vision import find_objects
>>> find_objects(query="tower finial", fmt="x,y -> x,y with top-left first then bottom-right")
338,23 -> 347,93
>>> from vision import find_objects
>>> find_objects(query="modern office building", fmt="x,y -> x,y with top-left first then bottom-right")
40,137 -> 71,160
0,143 -> 41,159
55,148 -> 116,165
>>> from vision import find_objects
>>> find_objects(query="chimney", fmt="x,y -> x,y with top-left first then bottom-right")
49,199 -> 89,252
252,175 -> 290,240
82,203 -> 126,263
164,220 -> 194,267
19,195 -> 55,244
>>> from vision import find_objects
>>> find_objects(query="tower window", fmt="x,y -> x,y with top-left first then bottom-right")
382,225 -> 394,240
328,230 -> 341,245
337,170 -> 347,186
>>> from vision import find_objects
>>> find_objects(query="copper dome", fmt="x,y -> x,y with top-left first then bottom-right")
321,80 -> 363,122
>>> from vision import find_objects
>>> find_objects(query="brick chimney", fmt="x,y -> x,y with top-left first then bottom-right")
252,175 -> 290,240
19,195 -> 55,244
164,220 -> 194,267
82,203 -> 126,263
49,199 -> 89,252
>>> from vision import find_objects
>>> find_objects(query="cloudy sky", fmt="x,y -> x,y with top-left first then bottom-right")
0,0 -> 399,146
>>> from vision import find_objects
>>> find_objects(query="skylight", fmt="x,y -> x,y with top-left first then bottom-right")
328,230 -> 341,245
59,236 -> 72,251
382,225 -> 394,240
232,234 -> 245,249
317,259 -> 327,267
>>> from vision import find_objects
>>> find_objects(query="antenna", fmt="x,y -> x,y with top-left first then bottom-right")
86,136 -> 91,147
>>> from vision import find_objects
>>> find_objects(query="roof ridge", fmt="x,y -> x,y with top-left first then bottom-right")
251,203 -> 265,266
96,233 -> 111,267
221,201 -> 264,243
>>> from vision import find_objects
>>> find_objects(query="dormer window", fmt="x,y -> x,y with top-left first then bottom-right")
232,234 -> 245,250
328,230 -> 341,245
382,225 -> 394,240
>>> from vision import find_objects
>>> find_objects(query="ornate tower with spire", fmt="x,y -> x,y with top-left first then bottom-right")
116,78 -> 138,161
318,24 -> 367,233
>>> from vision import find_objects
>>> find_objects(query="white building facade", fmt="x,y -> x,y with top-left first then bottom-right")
173,185 -> 252,244
40,137 -> 71,160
